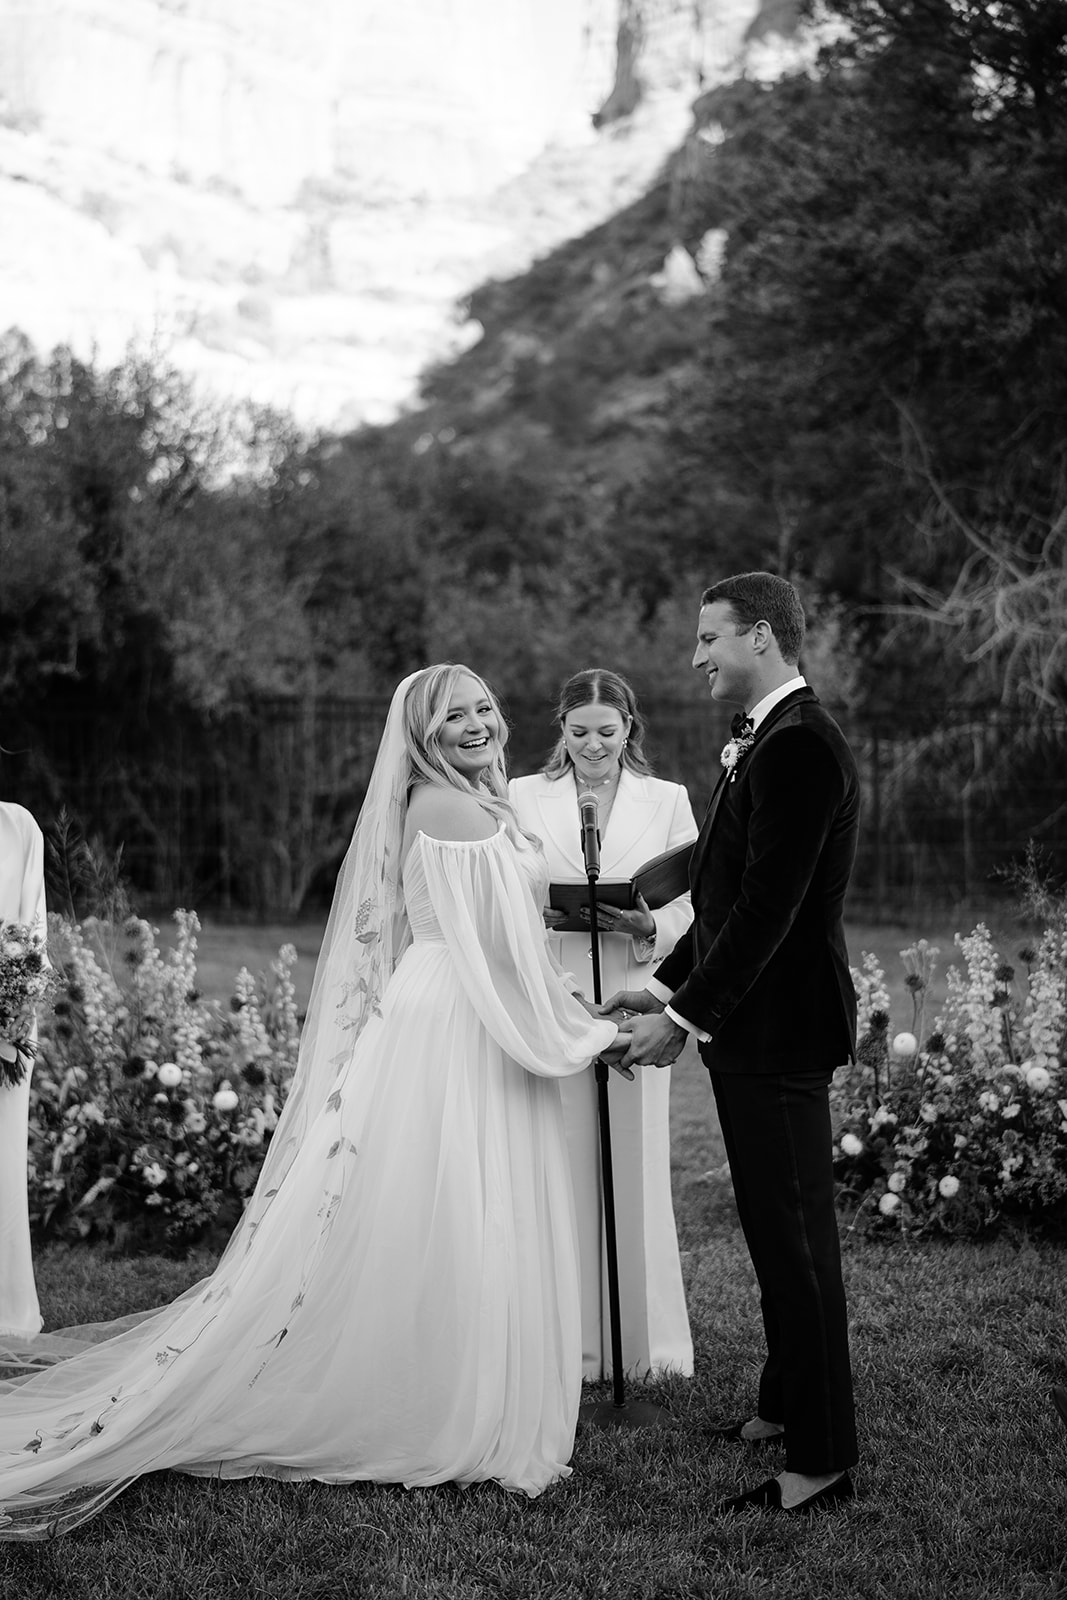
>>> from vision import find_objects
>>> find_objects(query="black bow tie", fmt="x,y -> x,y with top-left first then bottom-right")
730,713 -> 754,739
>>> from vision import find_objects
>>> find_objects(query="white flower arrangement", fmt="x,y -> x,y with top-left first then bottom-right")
850,951 -> 892,1039
29,909 -> 302,1249
834,912 -> 1067,1236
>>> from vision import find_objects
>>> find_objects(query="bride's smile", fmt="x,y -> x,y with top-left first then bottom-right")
439,675 -> 500,776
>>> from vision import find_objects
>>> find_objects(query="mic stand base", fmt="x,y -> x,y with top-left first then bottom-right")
578,1394 -> 669,1430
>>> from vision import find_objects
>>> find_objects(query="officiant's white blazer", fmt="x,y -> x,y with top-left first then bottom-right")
509,769 -> 697,973
509,768 -> 697,1380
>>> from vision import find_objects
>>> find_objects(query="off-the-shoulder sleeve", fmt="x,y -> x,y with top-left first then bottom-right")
416,829 -> 618,1078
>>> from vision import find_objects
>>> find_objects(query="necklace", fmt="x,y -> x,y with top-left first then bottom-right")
573,767 -> 620,792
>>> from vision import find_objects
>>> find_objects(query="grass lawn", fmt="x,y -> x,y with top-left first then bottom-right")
166,906 -> 1040,1021
6,913 -> 1064,1597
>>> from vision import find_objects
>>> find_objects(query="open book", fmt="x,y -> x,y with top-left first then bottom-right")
547,841 -> 694,934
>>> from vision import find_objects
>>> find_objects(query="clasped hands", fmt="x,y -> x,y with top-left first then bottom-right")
593,989 -> 689,1076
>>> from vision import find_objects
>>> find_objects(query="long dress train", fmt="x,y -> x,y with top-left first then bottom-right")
0,825 -> 616,1538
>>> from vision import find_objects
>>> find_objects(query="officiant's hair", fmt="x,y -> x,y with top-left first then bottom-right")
702,573 -> 806,664
542,669 -> 654,781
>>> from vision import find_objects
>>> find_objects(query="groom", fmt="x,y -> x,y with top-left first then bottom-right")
604,572 -> 860,1514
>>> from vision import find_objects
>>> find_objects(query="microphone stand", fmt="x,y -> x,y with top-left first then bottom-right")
577,809 -> 666,1431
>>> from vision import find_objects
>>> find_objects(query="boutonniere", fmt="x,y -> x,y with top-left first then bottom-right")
719,730 -> 756,783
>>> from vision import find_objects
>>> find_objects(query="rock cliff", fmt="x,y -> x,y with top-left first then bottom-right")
0,0 -> 797,429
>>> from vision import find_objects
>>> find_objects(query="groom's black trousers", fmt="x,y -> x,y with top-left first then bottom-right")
708,1064 -> 858,1475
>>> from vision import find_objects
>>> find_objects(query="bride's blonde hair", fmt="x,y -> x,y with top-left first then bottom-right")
402,664 -> 530,842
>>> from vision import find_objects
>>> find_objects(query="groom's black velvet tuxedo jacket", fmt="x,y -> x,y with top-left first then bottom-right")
654,688 -> 859,1074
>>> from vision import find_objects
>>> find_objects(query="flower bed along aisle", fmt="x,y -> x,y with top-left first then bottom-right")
31,911 -> 300,1252
834,911 -> 1067,1237
29,900 -> 1067,1249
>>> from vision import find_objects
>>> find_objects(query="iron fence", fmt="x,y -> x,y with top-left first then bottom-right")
3,694 -> 1064,919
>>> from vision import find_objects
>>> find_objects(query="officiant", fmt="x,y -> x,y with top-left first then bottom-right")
510,669 -> 697,1382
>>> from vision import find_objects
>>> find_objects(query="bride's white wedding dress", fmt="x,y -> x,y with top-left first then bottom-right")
0,825 -> 615,1538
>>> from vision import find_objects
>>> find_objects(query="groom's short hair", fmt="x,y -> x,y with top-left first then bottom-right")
702,572 -> 806,665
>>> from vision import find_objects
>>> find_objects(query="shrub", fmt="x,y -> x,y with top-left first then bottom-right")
31,911 -> 300,1252
834,916 -> 1067,1236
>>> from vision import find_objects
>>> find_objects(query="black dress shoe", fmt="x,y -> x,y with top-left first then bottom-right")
716,1471 -> 854,1516
708,1419 -> 785,1446
1053,1386 -> 1067,1433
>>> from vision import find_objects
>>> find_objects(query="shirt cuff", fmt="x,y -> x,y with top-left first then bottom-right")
644,979 -> 712,1044
664,1004 -> 712,1045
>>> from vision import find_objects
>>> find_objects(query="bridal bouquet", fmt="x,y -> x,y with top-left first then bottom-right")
0,920 -> 53,1088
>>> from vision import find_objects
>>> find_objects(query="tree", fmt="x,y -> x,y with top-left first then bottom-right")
668,0 -> 1067,693
0,335 -> 314,711
882,420 -> 1067,709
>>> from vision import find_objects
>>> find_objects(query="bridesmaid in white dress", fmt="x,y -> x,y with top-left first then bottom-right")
510,670 -> 697,1381
0,666 -> 625,1540
0,803 -> 46,1342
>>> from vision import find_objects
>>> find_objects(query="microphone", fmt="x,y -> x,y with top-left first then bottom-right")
577,789 -> 601,878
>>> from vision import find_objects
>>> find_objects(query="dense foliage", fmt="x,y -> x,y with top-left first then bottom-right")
0,334 -> 310,712
666,0 -> 1067,701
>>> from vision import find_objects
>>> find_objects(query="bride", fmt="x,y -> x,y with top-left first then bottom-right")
0,664 -> 625,1539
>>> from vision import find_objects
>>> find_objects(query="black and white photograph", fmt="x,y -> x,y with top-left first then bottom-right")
0,1 -> 1065,1595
